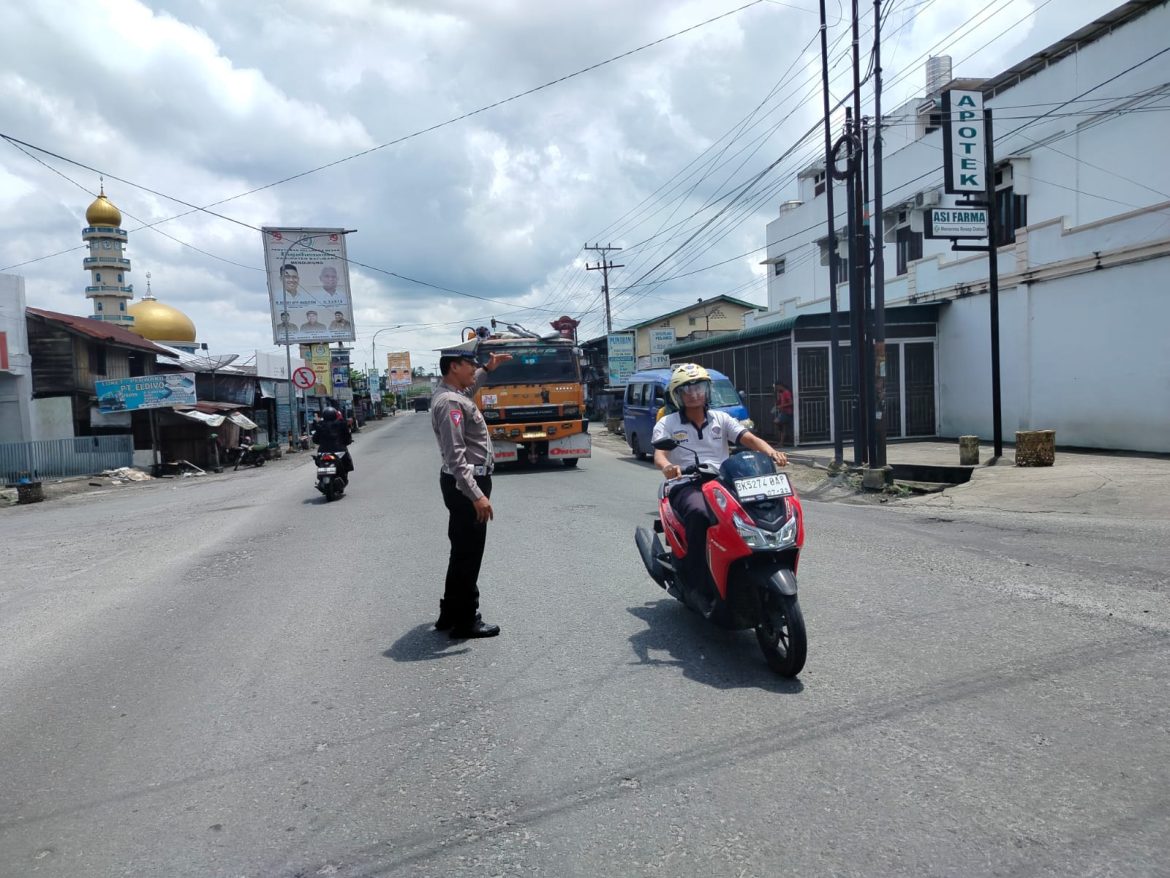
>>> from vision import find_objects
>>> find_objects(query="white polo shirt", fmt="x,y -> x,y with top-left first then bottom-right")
652,409 -> 747,468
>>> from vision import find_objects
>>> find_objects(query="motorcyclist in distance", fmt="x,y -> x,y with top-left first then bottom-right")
312,407 -> 354,483
651,363 -> 787,598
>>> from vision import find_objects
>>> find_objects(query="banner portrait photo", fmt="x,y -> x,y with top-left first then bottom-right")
262,227 -> 356,345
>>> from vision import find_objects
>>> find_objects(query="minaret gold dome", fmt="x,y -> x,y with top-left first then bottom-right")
85,187 -> 122,227
127,295 -> 197,343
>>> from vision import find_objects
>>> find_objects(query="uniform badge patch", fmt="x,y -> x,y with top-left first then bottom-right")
450,409 -> 463,427
712,426 -> 722,438
672,431 -> 688,440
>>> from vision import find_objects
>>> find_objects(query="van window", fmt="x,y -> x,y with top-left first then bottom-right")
635,383 -> 649,406
626,384 -> 638,404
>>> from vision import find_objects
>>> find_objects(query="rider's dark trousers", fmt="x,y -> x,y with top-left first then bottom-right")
669,482 -> 713,593
440,473 -> 492,625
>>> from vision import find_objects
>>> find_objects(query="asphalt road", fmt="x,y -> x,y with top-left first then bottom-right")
1,416 -> 1166,877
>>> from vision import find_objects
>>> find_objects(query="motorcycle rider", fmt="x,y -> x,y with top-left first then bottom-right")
651,363 -> 787,600
312,406 -> 354,483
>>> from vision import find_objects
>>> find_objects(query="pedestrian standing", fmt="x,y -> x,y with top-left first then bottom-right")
430,342 -> 513,639
773,381 -> 794,447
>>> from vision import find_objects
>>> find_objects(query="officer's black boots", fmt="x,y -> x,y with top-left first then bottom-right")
449,613 -> 500,639
434,600 -> 454,631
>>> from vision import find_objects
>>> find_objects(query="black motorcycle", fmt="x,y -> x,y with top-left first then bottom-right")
229,442 -> 266,470
314,451 -> 348,501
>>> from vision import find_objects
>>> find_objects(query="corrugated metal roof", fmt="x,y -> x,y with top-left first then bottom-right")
27,307 -> 170,354
665,304 -> 941,356
667,315 -> 798,355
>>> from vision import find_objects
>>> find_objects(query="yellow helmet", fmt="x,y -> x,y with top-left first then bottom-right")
667,362 -> 712,409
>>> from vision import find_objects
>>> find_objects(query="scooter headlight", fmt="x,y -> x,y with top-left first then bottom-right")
733,512 -> 766,549
734,511 -> 798,550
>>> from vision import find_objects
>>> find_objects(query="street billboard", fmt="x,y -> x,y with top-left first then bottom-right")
299,343 -> 333,396
607,332 -> 636,386
262,227 -> 356,345
386,351 -> 412,386
96,372 -> 197,413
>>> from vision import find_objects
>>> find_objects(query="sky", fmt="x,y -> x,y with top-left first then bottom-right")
0,0 -> 1122,372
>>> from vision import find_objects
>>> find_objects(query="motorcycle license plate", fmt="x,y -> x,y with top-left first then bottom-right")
734,473 -> 792,499
317,466 -> 337,475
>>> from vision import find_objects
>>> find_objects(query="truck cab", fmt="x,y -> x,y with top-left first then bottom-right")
474,333 -> 590,467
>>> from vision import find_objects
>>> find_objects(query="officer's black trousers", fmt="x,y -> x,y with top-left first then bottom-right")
440,473 -> 492,624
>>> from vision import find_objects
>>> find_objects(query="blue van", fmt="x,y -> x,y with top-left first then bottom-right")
622,367 -> 752,460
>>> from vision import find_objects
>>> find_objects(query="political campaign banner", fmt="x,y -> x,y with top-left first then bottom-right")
263,227 -> 356,345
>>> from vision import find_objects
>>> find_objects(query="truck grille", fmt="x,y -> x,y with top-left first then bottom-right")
501,405 -> 560,423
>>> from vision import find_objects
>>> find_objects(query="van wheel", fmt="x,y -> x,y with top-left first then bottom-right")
629,434 -> 647,461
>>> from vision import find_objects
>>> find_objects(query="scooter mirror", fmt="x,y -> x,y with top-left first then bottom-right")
652,437 -> 679,451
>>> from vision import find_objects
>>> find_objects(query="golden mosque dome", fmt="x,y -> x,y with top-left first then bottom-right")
127,295 -> 197,343
85,190 -> 122,227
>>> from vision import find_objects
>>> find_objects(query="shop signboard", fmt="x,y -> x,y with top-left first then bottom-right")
607,332 -> 635,386
649,328 -> 676,354
95,372 -> 197,413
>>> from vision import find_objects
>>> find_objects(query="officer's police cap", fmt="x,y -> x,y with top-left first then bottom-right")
437,338 -> 482,363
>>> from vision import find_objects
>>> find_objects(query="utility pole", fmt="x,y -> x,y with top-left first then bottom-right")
871,0 -> 888,470
819,0 -> 845,467
585,243 -> 624,333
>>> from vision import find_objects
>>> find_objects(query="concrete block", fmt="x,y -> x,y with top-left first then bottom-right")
959,435 -> 980,465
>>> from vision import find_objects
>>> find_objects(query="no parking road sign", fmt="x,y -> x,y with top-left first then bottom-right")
292,366 -> 317,389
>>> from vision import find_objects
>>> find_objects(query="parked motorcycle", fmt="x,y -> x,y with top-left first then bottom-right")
314,450 -> 348,501
230,439 -> 266,470
634,437 -> 807,677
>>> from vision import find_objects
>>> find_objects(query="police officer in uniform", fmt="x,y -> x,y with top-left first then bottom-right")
431,340 -> 513,638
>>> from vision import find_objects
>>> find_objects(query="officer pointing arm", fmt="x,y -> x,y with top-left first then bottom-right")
429,343 -> 513,640
431,350 -> 512,523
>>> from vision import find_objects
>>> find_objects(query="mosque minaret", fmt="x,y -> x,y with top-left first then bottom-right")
82,183 -> 134,325
80,184 -> 199,351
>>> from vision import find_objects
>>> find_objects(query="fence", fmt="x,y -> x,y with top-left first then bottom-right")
0,435 -> 134,483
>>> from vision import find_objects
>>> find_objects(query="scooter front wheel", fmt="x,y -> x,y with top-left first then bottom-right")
756,591 -> 807,677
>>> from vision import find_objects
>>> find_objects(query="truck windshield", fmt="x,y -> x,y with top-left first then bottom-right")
482,346 -> 580,386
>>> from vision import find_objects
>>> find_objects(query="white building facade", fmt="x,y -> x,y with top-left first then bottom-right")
762,1 -> 1170,453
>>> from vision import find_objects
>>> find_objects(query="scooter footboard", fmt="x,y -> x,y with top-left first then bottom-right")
634,526 -> 669,587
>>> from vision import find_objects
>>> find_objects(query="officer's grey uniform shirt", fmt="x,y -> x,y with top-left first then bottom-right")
431,369 -> 494,501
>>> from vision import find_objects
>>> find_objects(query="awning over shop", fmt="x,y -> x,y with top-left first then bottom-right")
176,410 -> 225,426
228,412 -> 258,429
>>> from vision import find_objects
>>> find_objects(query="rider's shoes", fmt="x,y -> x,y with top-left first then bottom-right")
449,614 -> 500,639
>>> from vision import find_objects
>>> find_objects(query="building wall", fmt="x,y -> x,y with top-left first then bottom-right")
0,274 -> 33,443
632,301 -> 761,356
938,253 -> 1170,453
30,396 -> 75,441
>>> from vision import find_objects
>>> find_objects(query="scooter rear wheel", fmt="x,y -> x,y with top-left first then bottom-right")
756,591 -> 807,677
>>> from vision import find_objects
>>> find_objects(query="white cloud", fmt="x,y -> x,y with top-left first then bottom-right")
0,0 -> 1124,362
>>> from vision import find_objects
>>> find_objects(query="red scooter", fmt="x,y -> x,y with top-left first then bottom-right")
635,437 -> 808,677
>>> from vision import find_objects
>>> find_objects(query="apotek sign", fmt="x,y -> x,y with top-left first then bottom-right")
925,208 -> 989,240
942,89 -> 985,195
